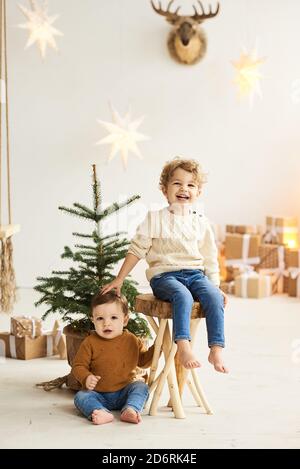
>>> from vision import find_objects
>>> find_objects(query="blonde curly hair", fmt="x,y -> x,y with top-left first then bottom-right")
159,157 -> 207,191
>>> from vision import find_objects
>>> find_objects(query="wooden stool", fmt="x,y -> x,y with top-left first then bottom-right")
135,293 -> 213,419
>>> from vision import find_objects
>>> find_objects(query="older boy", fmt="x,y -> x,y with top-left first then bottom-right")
102,157 -> 228,373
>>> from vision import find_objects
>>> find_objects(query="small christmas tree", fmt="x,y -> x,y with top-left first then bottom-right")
35,165 -> 151,338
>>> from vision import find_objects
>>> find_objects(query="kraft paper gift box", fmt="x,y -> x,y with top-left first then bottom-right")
235,272 -> 273,298
288,269 -> 300,298
0,333 -> 55,360
257,245 -> 290,293
283,275 -> 289,293
226,225 -> 260,235
225,233 -> 260,267
258,244 -> 286,270
0,321 -> 65,360
264,216 -> 298,246
286,249 -> 300,268
11,316 -> 42,338
258,268 -> 286,294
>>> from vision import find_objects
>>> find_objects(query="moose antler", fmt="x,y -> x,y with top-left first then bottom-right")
192,0 -> 220,22
150,0 -> 181,22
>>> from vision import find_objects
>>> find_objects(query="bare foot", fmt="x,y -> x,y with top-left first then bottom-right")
120,407 -> 141,424
91,409 -> 114,425
177,340 -> 201,369
208,346 -> 229,373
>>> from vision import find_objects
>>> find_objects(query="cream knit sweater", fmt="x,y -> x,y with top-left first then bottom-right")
128,207 -> 220,286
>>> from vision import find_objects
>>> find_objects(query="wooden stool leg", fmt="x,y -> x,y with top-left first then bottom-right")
187,319 -> 207,408
173,353 -> 188,398
162,321 -> 185,418
167,318 -> 213,414
144,316 -> 159,412
146,316 -> 181,415
186,377 -> 203,407
150,321 -> 185,419
191,368 -> 213,415
147,315 -> 158,336
168,318 -> 201,406
147,318 -> 167,388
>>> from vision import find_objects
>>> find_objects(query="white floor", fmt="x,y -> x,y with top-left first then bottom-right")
1,289 -> 300,449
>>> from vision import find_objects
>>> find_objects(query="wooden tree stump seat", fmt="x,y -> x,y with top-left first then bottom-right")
135,293 -> 204,320
135,293 -> 213,419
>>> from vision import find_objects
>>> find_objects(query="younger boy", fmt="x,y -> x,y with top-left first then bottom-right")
72,291 -> 153,425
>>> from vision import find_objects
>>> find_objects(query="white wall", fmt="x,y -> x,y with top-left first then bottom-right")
3,0 -> 300,288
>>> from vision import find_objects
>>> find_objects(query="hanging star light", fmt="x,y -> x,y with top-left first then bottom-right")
96,105 -> 149,169
18,0 -> 63,59
232,47 -> 265,105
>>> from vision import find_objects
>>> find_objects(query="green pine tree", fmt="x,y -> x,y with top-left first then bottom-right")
34,165 -> 151,339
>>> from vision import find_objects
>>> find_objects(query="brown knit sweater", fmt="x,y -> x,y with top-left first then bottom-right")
71,330 -> 154,392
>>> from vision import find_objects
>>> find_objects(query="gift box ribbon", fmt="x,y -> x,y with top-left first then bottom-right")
9,335 -> 17,358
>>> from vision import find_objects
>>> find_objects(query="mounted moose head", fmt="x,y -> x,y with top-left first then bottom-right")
151,0 -> 220,65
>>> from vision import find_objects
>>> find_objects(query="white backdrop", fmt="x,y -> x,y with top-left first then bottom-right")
3,0 -> 300,288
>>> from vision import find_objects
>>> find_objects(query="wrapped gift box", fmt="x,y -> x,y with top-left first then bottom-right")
264,216 -> 298,246
226,224 -> 260,235
288,270 -> 300,298
225,233 -> 260,266
283,275 -> 289,293
258,268 -> 287,294
258,244 -> 286,270
235,273 -> 273,298
11,316 -> 42,338
286,249 -> 300,268
0,333 -> 56,360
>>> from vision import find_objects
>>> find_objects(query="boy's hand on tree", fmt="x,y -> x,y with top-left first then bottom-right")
86,374 -> 101,390
101,277 -> 123,297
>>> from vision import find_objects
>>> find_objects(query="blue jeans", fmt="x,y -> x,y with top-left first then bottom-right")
150,269 -> 225,347
74,381 -> 149,420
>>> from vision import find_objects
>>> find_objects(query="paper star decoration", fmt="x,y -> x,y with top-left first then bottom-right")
18,0 -> 63,59
96,106 -> 149,169
232,47 -> 265,105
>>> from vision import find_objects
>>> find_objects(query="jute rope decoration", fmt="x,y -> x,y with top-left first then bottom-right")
0,0 -> 20,313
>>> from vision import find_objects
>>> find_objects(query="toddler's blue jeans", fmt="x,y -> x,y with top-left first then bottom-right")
150,269 -> 225,347
74,381 -> 149,420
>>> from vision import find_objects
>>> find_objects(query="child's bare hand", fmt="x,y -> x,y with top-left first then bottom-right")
86,374 -> 101,390
101,277 -> 123,297
220,290 -> 228,307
